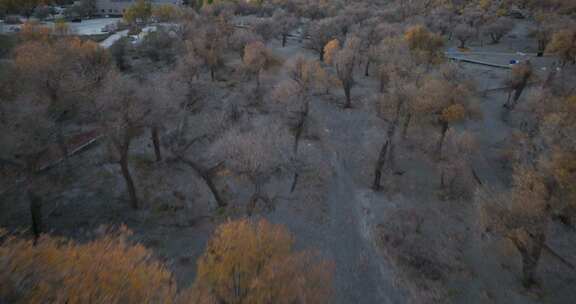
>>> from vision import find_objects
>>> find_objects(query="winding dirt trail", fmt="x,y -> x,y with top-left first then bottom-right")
323,148 -> 396,303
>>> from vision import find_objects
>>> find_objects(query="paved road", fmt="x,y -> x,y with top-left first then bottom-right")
99,29 -> 129,48
69,18 -> 121,35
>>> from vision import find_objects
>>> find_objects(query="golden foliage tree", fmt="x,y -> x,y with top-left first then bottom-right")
0,227 -> 177,304
323,39 -> 340,65
404,25 -> 444,67
414,68 -> 477,158
190,218 -> 334,304
19,20 -> 52,42
546,29 -> 576,66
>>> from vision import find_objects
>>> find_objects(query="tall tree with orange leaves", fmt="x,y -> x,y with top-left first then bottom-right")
188,218 -> 334,304
0,227 -> 177,304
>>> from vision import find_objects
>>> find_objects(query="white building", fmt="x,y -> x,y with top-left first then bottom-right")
95,0 -> 183,16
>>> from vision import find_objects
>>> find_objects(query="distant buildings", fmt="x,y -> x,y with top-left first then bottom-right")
95,0 -> 183,16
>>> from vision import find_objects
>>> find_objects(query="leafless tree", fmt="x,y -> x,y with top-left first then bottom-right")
352,20 -> 400,77
243,41 -> 280,88
272,56 -> 323,152
453,23 -> 476,48
476,167 -> 550,288
484,17 -> 514,44
14,38 -> 110,164
96,72 -> 151,209
438,129 -> 479,199
325,35 -> 361,108
229,28 -> 263,59
190,24 -> 226,82
273,9 -> 299,47
3,96 -> 56,241
305,17 -> 341,62
252,18 -> 277,42
372,77 -> 418,191
209,120 -> 291,215
142,73 -> 187,163
504,60 -> 533,110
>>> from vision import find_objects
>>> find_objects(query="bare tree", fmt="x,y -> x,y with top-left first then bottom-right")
305,17 -> 340,62
191,24 -> 226,82
484,17 -> 514,44
3,96 -> 56,241
243,41 -> 280,88
453,23 -> 475,48
272,56 -> 323,152
143,73 -> 187,163
325,35 -> 361,108
96,73 -> 151,209
229,28 -> 263,59
273,9 -> 299,47
438,129 -> 479,199
252,18 -> 277,42
353,20 -> 400,77
476,167 -> 550,288
372,77 -> 417,191
209,120 -> 291,215
504,60 -> 533,110
14,38 -> 110,163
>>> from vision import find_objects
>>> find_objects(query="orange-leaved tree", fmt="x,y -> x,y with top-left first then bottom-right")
404,25 -> 444,67
0,227 -> 177,304
188,218 -> 334,304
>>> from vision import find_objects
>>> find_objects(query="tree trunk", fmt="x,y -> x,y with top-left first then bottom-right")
203,170 -> 226,209
119,135 -> 139,209
177,156 -> 227,209
290,173 -> 299,193
56,124 -> 69,161
282,34 -> 287,47
294,100 -> 309,153
372,140 -> 389,191
364,59 -> 371,77
151,127 -> 162,162
28,189 -> 42,243
344,85 -> 352,108
247,181 -> 272,216
512,233 -> 545,288
402,114 -> 412,139
210,67 -> 215,82
436,122 -> 449,159
505,89 -> 513,109
490,33 -> 498,44
387,139 -> 396,171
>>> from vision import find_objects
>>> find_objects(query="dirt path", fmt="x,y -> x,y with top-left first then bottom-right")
323,148 -> 397,303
